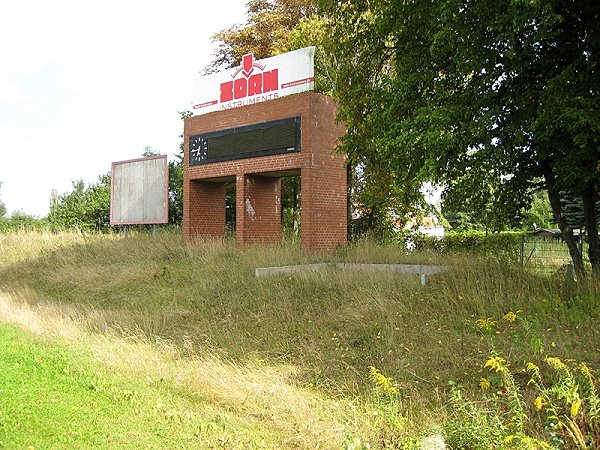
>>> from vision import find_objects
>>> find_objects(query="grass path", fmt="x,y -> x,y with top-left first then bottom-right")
0,321 -> 275,449
0,290 -> 352,449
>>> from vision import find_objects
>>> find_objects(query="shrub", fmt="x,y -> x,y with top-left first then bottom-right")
408,231 -> 523,260
0,212 -> 46,233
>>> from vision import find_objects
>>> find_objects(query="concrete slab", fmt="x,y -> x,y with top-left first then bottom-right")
255,263 -> 448,285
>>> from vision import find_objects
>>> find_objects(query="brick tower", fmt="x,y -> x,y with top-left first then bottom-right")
183,91 -> 346,252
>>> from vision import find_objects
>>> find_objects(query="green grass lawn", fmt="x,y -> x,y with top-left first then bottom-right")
0,322 -> 271,449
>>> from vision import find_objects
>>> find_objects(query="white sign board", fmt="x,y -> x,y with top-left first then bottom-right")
110,155 -> 169,225
192,46 -> 315,115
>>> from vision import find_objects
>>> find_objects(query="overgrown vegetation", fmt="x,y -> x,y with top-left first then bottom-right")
442,310 -> 600,449
409,231 -> 523,260
0,232 -> 597,447
322,0 -> 600,275
0,211 -> 45,233
47,175 -> 111,232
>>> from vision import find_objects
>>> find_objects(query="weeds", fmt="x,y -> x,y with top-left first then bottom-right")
445,309 -> 599,449
0,231 -> 598,448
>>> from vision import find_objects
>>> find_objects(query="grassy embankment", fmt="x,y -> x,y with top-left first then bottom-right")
0,231 -> 598,448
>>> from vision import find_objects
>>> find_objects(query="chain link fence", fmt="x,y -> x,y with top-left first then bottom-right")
520,232 -> 587,274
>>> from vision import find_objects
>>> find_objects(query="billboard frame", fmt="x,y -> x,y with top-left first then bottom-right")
110,154 -> 169,226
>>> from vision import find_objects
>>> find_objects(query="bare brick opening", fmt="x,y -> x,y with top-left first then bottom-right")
237,174 -> 281,245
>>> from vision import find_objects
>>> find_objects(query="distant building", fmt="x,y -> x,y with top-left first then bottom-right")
402,215 -> 445,238
395,214 -> 445,251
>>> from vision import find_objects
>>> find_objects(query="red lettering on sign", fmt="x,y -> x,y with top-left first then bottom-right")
218,56 -> 280,105
220,81 -> 233,103
242,54 -> 254,77
234,78 -> 247,99
248,73 -> 262,96
263,69 -> 278,93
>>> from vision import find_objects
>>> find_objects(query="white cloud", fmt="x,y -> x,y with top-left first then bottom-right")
0,0 -> 247,217
0,76 -> 32,106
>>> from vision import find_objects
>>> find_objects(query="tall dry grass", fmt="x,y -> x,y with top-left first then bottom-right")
1,230 -> 598,445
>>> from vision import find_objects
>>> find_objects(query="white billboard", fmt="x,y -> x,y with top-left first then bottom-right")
192,46 -> 315,115
110,155 -> 169,225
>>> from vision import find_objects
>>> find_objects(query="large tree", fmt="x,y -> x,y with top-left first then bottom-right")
207,0 -> 317,72
322,0 -> 600,275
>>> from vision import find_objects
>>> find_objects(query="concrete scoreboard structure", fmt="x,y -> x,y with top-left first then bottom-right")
183,48 -> 346,252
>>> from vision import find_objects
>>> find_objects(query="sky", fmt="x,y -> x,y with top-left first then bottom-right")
0,0 -> 247,217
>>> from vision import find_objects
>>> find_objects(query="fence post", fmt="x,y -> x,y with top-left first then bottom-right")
520,234 -> 525,265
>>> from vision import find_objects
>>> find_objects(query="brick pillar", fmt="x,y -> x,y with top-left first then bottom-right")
236,174 -> 281,246
300,95 -> 347,252
184,179 -> 226,240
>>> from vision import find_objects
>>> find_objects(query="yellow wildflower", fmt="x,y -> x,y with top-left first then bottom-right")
526,362 -> 539,373
484,355 -> 508,373
503,435 -> 516,444
479,377 -> 491,391
368,366 -> 399,395
571,399 -> 582,418
475,318 -> 497,332
526,362 -> 540,386
534,396 -> 544,411
580,363 -> 593,377
546,357 -> 566,370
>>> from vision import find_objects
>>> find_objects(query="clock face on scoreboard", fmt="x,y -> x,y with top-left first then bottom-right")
189,116 -> 301,165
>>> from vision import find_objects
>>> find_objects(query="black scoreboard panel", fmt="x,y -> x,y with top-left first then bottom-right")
189,116 -> 301,165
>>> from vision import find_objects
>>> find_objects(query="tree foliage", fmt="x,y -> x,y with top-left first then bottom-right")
168,154 -> 183,227
0,211 -> 43,233
47,175 -> 111,232
322,0 -> 600,274
520,191 -> 557,231
208,1 -> 337,94
208,0 -> 317,72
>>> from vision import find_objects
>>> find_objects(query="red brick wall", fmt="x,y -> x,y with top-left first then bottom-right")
183,91 -> 346,252
301,94 -> 348,251
237,175 -> 282,245
184,179 -> 226,239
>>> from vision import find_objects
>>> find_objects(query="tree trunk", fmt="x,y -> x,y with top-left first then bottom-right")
544,168 -> 585,279
582,185 -> 600,274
